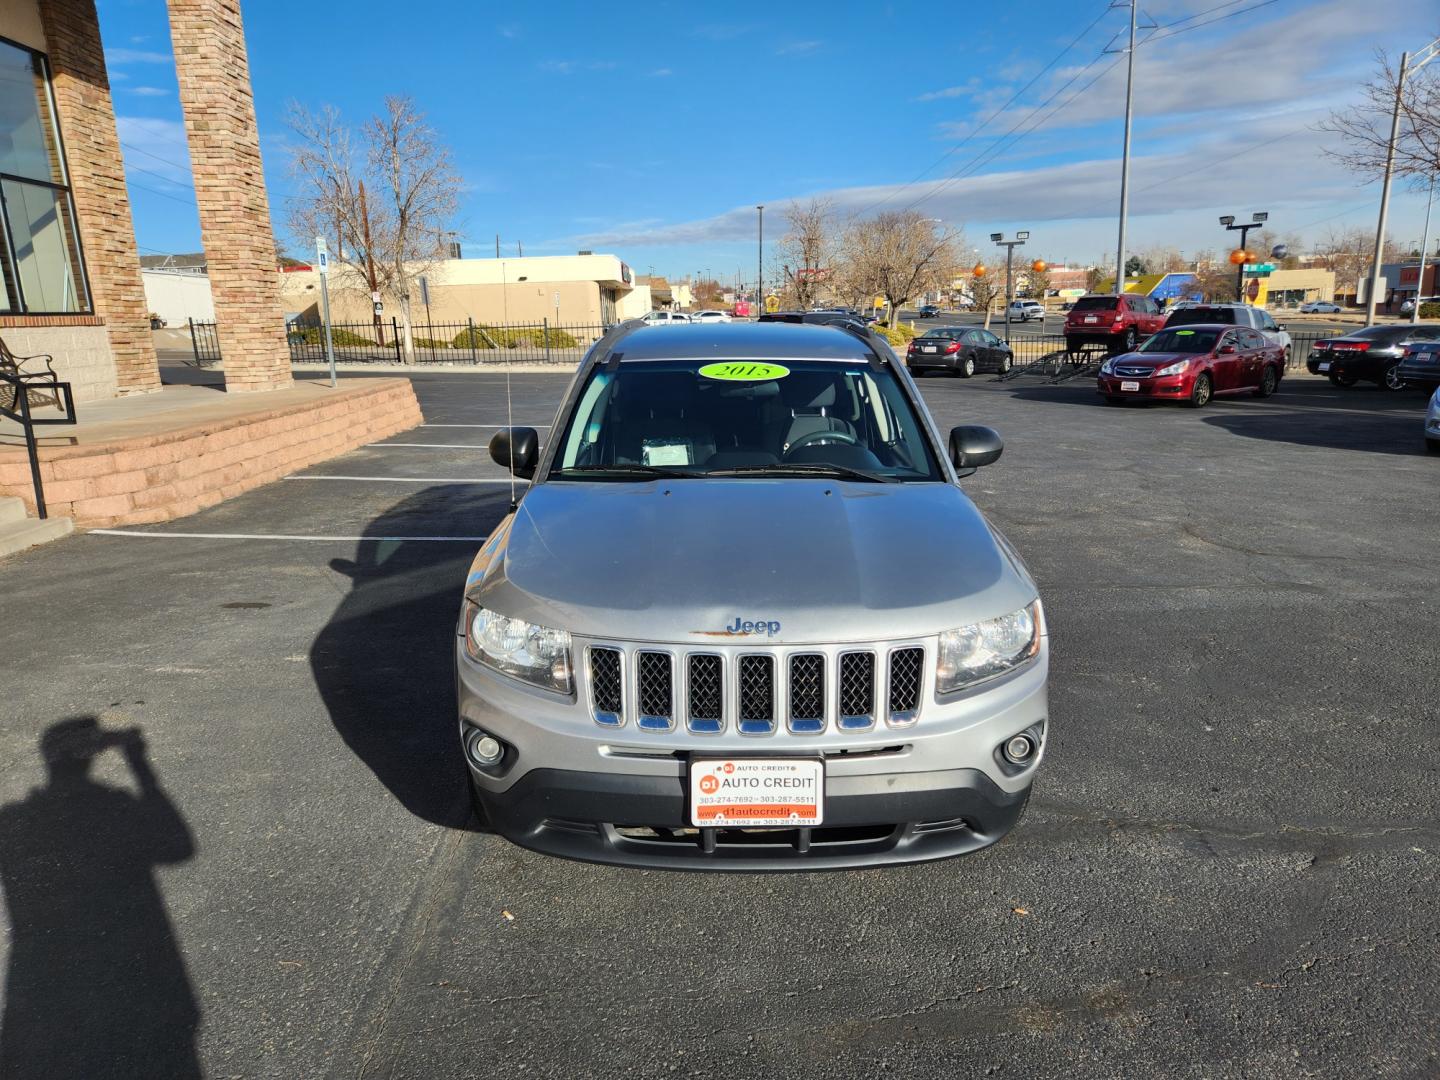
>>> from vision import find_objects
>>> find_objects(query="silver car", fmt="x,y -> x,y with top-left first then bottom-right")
456,321 -> 1049,869
1427,386 -> 1440,453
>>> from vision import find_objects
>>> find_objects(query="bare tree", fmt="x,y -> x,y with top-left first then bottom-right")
1313,226 -> 1381,298
1136,245 -> 1188,274
778,197 -> 834,310
836,211 -> 961,327
1321,50 -> 1440,186
287,97 -> 461,360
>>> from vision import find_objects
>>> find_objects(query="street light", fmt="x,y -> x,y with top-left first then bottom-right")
991,231 -> 1030,343
756,205 -> 765,312
1220,212 -> 1269,303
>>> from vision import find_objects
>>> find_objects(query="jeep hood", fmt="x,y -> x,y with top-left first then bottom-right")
468,479 -> 1036,644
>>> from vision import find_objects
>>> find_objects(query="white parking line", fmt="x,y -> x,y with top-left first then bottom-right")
91,530 -> 488,541
422,423 -> 552,428
365,442 -> 490,449
283,475 -> 524,484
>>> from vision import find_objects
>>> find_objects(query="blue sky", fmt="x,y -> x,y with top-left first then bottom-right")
99,0 -> 1432,281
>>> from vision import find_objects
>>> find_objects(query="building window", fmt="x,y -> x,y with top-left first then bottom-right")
0,37 -> 90,314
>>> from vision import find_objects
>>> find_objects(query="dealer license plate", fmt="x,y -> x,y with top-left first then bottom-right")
1317,362 -> 1331,372
1121,380 -> 1140,391
1084,315 -> 1098,323
690,758 -> 823,827
922,345 -> 937,352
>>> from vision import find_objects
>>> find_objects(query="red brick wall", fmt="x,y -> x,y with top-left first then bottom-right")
37,0 -> 161,396
167,0 -> 292,393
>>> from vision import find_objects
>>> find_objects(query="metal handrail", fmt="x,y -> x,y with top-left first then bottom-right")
0,370 -> 77,519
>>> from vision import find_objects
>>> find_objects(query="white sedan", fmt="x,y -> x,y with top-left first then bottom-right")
1299,300 -> 1342,314
691,310 -> 732,323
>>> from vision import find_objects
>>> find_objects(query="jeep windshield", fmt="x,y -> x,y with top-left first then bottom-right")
549,359 -> 943,482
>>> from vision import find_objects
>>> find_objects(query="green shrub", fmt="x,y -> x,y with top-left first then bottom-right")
411,337 -> 451,350
292,326 -> 376,347
1420,302 -> 1440,319
870,325 -> 908,346
450,325 -> 580,349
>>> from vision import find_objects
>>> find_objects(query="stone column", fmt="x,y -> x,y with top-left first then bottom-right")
38,0 -> 161,395
166,0 -> 290,393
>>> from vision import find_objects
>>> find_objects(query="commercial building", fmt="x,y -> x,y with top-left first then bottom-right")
279,254 -> 648,328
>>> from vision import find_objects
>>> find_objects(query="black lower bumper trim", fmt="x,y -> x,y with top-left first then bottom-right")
474,766 -> 1030,871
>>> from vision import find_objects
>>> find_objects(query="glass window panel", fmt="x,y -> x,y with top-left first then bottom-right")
0,41 -> 62,184
2,179 -> 87,312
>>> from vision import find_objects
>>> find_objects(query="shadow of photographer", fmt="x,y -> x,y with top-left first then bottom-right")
0,716 -> 200,1079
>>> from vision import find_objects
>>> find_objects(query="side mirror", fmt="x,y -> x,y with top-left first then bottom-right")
489,427 -> 539,480
1276,323 -> 1287,331
1217,344 -> 1237,354
948,425 -> 1003,478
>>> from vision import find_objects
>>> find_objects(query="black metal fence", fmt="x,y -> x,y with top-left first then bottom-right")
991,328 -> 1332,371
188,317 -> 611,367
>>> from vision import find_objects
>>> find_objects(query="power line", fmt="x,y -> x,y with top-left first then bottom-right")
120,139 -> 190,174
124,177 -> 195,207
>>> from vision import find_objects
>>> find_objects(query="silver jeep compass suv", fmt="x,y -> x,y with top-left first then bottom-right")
456,320 -> 1048,869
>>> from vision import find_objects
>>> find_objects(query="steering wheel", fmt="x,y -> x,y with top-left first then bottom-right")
786,429 -> 860,452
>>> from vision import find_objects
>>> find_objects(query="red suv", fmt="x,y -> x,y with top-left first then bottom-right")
1065,294 -> 1166,355
1096,324 -> 1284,408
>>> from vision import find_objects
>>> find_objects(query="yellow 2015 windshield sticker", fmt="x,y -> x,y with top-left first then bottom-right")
698,362 -> 790,381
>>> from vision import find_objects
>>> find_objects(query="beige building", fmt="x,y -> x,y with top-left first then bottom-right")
280,253 -> 648,329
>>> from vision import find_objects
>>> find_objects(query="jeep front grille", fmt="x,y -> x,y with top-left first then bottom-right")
788,654 -> 825,734
737,655 -> 776,734
838,651 -> 876,731
585,644 -> 918,733
887,648 -> 924,726
687,654 -> 723,734
636,651 -> 674,731
589,647 -> 623,727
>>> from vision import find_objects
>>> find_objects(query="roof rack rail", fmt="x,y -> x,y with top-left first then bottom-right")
833,318 -> 891,371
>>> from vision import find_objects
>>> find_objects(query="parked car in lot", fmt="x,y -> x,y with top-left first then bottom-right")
1096,325 -> 1284,407
917,304 -> 942,318
1427,387 -> 1440,452
1007,300 -> 1046,323
1399,295 -> 1440,315
691,310 -> 732,324
1307,324 -> 1440,390
1299,300 -> 1343,314
906,327 -> 1014,377
463,320 -> 1048,869
1064,293 -> 1166,354
1164,302 -> 1292,364
640,310 -> 692,325
1398,339 -> 1440,392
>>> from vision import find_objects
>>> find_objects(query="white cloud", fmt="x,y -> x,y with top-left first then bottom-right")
775,40 -> 822,56
498,23 -> 521,38
127,86 -> 169,97
105,48 -> 171,65
649,68 -> 673,78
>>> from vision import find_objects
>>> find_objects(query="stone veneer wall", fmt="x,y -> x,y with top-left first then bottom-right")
0,379 -> 422,526
0,321 -> 116,402
167,0 -> 291,394
37,0 -> 161,395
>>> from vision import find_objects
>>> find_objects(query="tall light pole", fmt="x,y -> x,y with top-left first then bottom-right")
1413,174 -> 1435,324
1365,38 -> 1440,324
992,231 -> 1030,344
756,205 -> 765,311
1113,0 -> 1138,297
1220,212 -> 1268,302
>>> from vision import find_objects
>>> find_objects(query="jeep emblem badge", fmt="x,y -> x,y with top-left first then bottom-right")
722,617 -> 781,637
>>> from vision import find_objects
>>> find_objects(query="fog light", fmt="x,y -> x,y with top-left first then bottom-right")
1003,734 -> 1036,765
466,729 -> 504,767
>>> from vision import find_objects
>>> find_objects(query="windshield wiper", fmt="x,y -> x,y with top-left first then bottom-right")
550,464 -> 698,480
706,462 -> 896,483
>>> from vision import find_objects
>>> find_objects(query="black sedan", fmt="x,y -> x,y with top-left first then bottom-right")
906,327 -> 1013,377
1307,324 -> 1440,389
917,304 -> 943,318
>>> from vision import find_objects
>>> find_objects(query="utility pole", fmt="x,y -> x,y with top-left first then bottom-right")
991,232 -> 1029,343
756,205 -> 765,312
1413,174 -> 1435,324
495,233 -> 500,258
358,181 -> 383,345
1113,0 -> 1137,297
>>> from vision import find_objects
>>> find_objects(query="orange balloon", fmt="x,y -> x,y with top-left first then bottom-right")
972,263 -> 987,278
1228,248 -> 1248,265
1031,260 -> 1048,273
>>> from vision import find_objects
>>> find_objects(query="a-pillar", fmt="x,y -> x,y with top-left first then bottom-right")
37,0 -> 161,395
166,0 -> 290,393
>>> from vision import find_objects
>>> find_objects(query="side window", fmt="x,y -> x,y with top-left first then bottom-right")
1242,329 -> 1266,349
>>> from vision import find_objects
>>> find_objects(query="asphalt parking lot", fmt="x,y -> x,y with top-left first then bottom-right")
1,363 -> 1437,1079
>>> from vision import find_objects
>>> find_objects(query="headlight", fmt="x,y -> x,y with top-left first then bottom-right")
1099,358 -> 1115,375
936,600 -> 1043,693
1154,359 -> 1190,376
462,601 -> 572,693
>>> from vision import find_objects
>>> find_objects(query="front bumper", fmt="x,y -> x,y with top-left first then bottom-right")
1097,372 -> 1191,399
457,636 -> 1048,870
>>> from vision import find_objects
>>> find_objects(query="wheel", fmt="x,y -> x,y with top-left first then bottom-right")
1185,372 -> 1213,408
1254,366 -> 1278,398
957,354 -> 976,378
998,354 -> 1013,374
1328,370 -> 1359,388
1381,362 -> 1407,392
1283,346 -> 1292,367
1123,327 -> 1138,352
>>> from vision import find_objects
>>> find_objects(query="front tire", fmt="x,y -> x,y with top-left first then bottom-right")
957,354 -> 976,378
1186,372 -> 1213,408
1255,366 -> 1278,398
998,354 -> 1013,374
